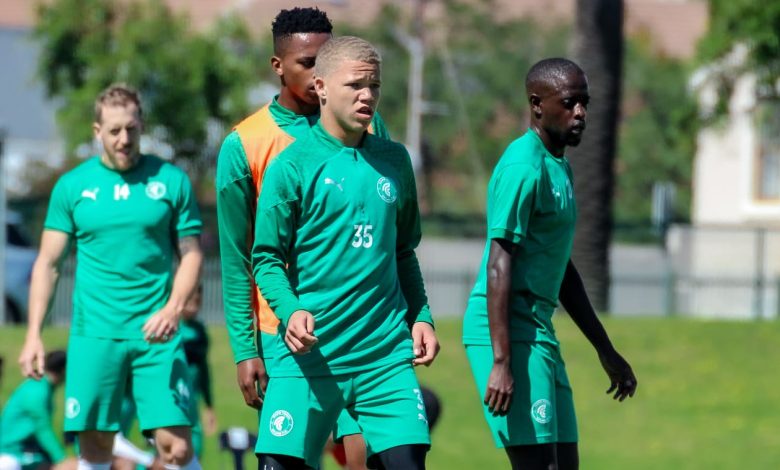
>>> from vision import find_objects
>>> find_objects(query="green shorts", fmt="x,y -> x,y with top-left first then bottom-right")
333,409 -> 362,442
465,342 -> 578,447
256,361 -> 430,467
64,334 -> 192,432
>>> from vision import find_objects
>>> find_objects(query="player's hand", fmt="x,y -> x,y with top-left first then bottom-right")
285,310 -> 318,354
485,360 -> 514,416
598,349 -> 637,402
203,407 -> 218,435
411,322 -> 440,366
19,333 -> 46,379
237,357 -> 268,409
142,303 -> 180,343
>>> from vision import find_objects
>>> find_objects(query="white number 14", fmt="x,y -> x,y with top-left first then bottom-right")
352,224 -> 373,248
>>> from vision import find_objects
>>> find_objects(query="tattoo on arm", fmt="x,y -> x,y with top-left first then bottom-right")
178,236 -> 201,258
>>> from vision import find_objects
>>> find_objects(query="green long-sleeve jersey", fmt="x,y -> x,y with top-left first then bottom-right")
215,96 -> 389,364
0,377 -> 66,463
252,122 -> 432,377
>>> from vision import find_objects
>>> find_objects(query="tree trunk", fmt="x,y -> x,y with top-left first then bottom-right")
570,0 -> 623,312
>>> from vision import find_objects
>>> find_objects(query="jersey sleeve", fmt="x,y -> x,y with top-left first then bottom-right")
394,149 -> 433,327
487,162 -> 539,244
370,112 -> 391,139
43,176 -> 75,234
252,158 -> 302,326
215,132 -> 259,364
172,169 -> 202,238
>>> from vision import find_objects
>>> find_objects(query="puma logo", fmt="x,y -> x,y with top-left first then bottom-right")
324,177 -> 345,192
81,188 -> 99,200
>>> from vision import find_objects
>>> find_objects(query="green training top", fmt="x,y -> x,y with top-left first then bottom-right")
216,96 -> 389,364
181,318 -> 213,407
0,377 -> 66,463
252,122 -> 431,377
44,155 -> 202,339
462,130 -> 576,347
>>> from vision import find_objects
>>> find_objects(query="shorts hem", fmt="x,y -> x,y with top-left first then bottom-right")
138,419 -> 192,432
254,447 -> 309,466
494,436 -> 576,448
366,438 -> 431,457
64,423 -> 121,433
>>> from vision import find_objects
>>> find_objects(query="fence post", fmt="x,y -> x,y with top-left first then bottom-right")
754,228 -> 766,320
664,261 -> 676,317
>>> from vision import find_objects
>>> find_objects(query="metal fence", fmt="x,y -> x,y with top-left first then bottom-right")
43,227 -> 780,325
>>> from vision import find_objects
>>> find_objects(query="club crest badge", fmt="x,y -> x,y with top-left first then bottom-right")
376,176 -> 398,204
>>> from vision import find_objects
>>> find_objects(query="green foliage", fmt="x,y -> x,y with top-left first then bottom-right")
33,0 -> 263,160
615,38 -> 698,225
698,0 -> 780,74
696,0 -> 780,117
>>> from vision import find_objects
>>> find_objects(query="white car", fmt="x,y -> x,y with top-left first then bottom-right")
5,211 -> 37,323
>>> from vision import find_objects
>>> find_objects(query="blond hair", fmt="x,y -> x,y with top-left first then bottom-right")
315,36 -> 381,78
94,83 -> 142,123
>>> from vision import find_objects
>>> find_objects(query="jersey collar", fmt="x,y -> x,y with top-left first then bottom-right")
311,121 -> 368,152
269,95 -> 313,128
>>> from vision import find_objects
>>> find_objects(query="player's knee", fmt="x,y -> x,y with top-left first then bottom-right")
155,428 -> 193,465
367,444 -> 428,470
256,453 -> 311,470
163,438 -> 193,465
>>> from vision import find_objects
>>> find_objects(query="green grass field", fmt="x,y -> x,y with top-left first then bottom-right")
2,316 -> 779,469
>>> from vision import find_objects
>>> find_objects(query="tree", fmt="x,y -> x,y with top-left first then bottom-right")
569,0 -> 624,311
616,38 -> 698,227
697,0 -> 780,112
34,0 -> 262,177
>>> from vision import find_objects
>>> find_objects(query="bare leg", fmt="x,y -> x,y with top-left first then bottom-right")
154,426 -> 194,466
342,434 -> 368,470
79,431 -> 115,464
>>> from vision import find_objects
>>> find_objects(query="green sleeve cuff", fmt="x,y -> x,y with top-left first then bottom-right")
233,349 -> 259,364
488,227 -> 524,244
412,305 -> 434,328
274,300 -> 304,327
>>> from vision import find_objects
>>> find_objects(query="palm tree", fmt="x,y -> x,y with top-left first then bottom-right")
569,0 -> 624,312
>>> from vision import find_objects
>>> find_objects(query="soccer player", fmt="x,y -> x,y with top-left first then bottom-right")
462,58 -> 638,470
216,6 -> 389,410
17,84 -> 204,470
216,8 -> 389,467
0,350 -> 78,470
252,36 -> 439,470
179,285 -> 217,458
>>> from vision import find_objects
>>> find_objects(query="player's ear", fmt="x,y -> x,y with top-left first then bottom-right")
314,76 -> 327,103
271,55 -> 283,78
92,121 -> 101,139
529,93 -> 543,119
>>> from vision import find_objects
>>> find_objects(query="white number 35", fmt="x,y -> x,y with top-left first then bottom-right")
352,224 -> 374,248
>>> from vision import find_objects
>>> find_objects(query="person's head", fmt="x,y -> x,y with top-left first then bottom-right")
182,284 -> 203,321
314,36 -> 381,145
44,350 -> 67,386
526,58 -> 589,155
271,7 -> 333,114
93,83 -> 143,171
